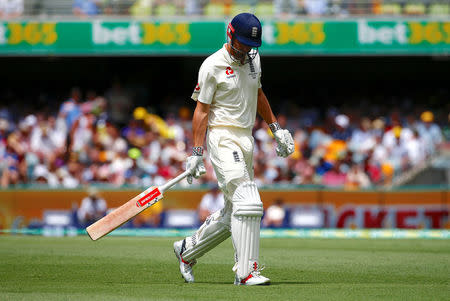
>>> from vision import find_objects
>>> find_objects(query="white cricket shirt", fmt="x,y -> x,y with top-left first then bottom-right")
191,44 -> 262,130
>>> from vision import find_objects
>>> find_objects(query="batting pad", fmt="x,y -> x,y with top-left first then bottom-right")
231,181 -> 263,279
181,204 -> 232,262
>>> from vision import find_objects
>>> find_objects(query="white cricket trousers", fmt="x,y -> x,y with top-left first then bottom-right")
180,126 -> 257,262
207,126 -> 255,198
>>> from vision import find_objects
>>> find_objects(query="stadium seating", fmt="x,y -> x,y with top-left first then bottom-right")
130,0 -> 153,17
404,3 -> 426,15
155,3 -> 177,16
42,0 -> 73,15
429,3 -> 449,15
14,0 -> 450,17
379,2 -> 402,15
255,2 -> 274,17
204,3 -> 226,16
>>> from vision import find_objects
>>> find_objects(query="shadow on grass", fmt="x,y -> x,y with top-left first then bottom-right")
193,281 -> 318,285
270,281 -> 318,286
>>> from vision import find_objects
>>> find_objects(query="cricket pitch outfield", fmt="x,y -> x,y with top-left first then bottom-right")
0,236 -> 448,300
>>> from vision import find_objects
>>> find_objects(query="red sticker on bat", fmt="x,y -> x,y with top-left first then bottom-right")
136,188 -> 161,207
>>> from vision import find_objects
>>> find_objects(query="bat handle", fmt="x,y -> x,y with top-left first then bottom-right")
159,170 -> 191,193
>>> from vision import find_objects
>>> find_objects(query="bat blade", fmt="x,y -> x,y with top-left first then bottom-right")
86,186 -> 162,241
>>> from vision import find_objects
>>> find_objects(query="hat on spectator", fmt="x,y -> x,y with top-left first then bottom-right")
335,114 -> 349,128
393,126 -> 402,138
133,107 -> 147,120
420,111 -> 434,123
33,165 -> 49,180
19,115 -> 37,131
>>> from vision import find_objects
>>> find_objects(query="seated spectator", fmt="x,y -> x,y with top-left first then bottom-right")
198,184 -> 224,223
0,144 -> 20,188
349,117 -> 376,154
130,0 -> 153,17
59,87 -> 82,131
332,114 -> 352,141
73,0 -> 100,16
345,163 -> 371,189
304,0 -> 328,16
184,0 -> 201,15
77,187 -> 107,227
405,130 -> 426,166
274,0 -> 305,16
0,0 -> 23,18
262,199 -> 286,228
416,111 -> 443,156
322,160 -> 347,187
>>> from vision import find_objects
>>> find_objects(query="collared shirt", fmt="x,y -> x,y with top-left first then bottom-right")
191,44 -> 262,130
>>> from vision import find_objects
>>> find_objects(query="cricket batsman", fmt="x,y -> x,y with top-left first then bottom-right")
174,13 -> 294,286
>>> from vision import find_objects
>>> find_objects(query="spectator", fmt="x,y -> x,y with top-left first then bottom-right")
198,184 -> 224,223
0,0 -> 23,18
184,0 -> 201,15
73,0 -> 100,16
416,111 -> 443,156
332,114 -> 352,141
0,144 -> 19,187
304,0 -> 328,16
274,0 -> 304,16
262,199 -> 286,228
59,87 -> 82,131
322,160 -> 347,187
349,117 -> 376,154
77,187 -> 107,227
345,163 -> 371,189
387,127 -> 410,172
130,0 -> 153,17
405,130 -> 426,166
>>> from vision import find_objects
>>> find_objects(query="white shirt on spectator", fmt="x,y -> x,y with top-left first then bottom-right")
304,0 -> 327,15
416,122 -> 443,155
372,143 -> 388,165
382,127 -> 413,150
199,191 -> 224,214
31,127 -> 59,155
72,115 -> 93,152
405,136 -> 426,165
0,0 -> 23,16
77,196 -> 107,222
349,129 -> 376,153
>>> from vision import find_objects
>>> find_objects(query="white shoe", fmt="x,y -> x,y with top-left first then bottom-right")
234,268 -> 270,286
173,239 -> 196,283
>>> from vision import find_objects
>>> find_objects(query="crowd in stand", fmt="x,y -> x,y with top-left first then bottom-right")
0,86 -> 446,190
0,0 -> 448,18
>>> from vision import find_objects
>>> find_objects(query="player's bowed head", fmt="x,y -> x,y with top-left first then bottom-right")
226,13 -> 262,65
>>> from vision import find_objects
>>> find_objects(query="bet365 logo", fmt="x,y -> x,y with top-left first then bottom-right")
358,20 -> 407,45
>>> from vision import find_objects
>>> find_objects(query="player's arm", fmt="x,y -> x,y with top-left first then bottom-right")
256,88 -> 294,158
257,88 -> 277,125
192,101 -> 210,148
186,101 -> 209,184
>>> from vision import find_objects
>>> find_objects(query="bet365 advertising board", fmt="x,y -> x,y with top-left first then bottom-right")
0,19 -> 448,55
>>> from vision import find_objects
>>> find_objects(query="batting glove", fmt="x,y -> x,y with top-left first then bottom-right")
273,129 -> 295,158
186,147 -> 206,184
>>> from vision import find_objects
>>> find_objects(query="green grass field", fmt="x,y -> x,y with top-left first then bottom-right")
0,236 -> 449,300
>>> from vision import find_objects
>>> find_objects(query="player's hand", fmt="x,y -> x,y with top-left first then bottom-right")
186,155 -> 206,184
274,129 -> 295,158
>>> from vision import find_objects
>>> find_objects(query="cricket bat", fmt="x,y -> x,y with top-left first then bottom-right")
86,170 -> 190,241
